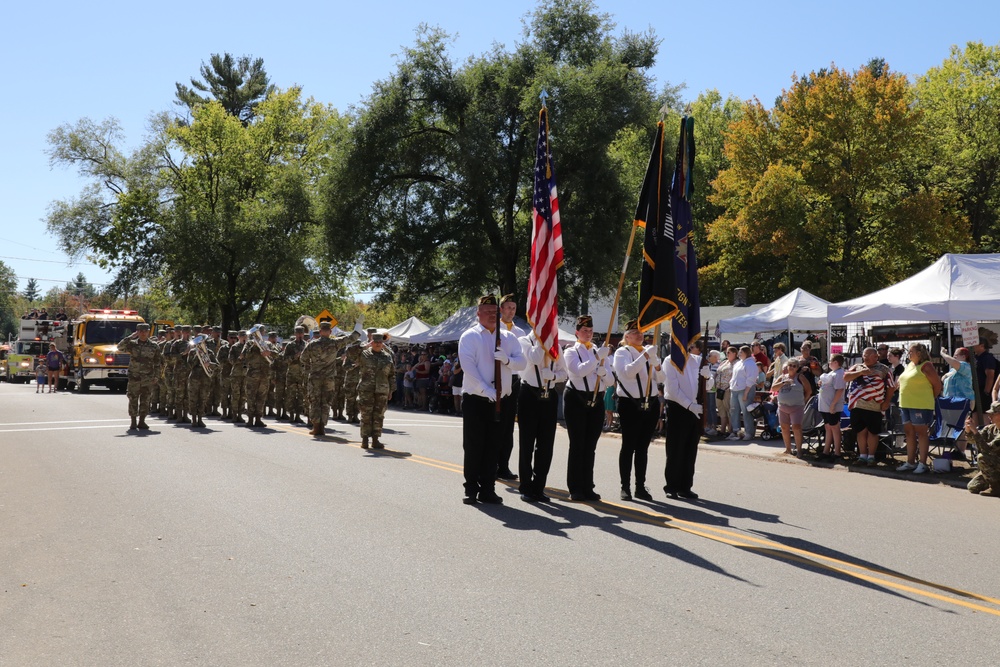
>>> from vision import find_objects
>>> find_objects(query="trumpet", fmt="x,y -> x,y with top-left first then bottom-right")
247,324 -> 274,365
190,334 -> 219,377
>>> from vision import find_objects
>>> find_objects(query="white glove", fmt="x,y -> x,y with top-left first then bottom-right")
699,366 -> 712,379
494,349 -> 510,364
596,366 -> 608,378
539,368 -> 556,382
483,387 -> 497,402
597,345 -> 610,360
644,345 -> 659,366
689,402 -> 703,417
353,316 -> 365,334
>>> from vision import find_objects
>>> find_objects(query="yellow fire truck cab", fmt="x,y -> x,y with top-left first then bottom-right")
67,309 -> 146,392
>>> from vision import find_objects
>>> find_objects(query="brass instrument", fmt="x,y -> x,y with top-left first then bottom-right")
189,334 -> 218,377
247,324 -> 274,365
296,315 -> 319,333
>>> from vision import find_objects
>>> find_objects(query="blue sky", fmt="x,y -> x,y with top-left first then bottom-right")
2,0 -> 996,296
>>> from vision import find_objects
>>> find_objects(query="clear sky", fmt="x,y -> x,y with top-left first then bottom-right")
2,0 -> 996,296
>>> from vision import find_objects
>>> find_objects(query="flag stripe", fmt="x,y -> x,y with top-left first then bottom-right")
527,108 -> 563,360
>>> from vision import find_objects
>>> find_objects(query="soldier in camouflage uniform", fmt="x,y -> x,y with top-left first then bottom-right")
964,402 -> 1000,495
330,345 -> 347,421
169,325 -> 193,423
161,328 -> 178,419
343,341 -> 364,423
117,323 -> 162,431
220,332 -> 237,418
301,320 -> 361,436
266,331 -> 288,419
186,337 -> 218,428
357,333 -> 395,449
205,326 -> 225,416
282,326 -> 308,424
228,331 -> 250,424
244,331 -> 273,428
148,329 -> 166,414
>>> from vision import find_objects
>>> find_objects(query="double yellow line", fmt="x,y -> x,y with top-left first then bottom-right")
281,423 -> 1000,617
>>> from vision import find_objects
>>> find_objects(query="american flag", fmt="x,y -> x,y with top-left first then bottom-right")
527,107 -> 564,360
847,366 -> 896,409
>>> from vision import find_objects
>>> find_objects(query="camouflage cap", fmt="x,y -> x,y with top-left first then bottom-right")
371,333 -> 386,342
212,326 -> 221,332
237,330 -> 247,337
294,325 -> 306,333
267,331 -> 278,337
180,325 -> 192,332
986,401 -> 1000,415
136,323 -> 150,331
319,321 -> 332,331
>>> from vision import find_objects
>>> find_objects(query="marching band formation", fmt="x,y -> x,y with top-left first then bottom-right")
117,316 -> 395,447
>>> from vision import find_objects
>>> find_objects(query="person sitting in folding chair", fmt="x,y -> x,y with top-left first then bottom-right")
964,403 -> 1000,495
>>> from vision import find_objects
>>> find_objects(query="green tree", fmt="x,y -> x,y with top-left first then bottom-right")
65,272 -> 97,299
174,53 -> 275,126
47,88 -> 348,332
22,278 -> 40,303
322,0 -> 665,316
0,261 -> 17,339
704,62 -> 970,303
915,41 -> 1000,247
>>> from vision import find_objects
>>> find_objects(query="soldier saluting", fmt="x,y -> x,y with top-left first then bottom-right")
118,323 -> 162,431
301,319 -> 362,437
357,332 -> 395,449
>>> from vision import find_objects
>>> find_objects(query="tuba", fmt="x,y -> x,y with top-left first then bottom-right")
247,324 -> 274,365
295,314 -> 319,333
189,334 -> 218,377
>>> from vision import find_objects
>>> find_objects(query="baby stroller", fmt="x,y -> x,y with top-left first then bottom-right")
799,395 -> 826,454
749,398 -> 781,441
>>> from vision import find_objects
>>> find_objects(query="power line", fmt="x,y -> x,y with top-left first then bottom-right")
12,274 -> 111,287
0,254 -> 103,267
0,236 -> 64,254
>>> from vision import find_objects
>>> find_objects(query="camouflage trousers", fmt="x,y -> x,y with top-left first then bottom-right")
245,374 -> 269,419
163,367 -> 175,410
344,371 -> 360,419
331,374 -> 345,417
285,368 -> 305,415
174,372 -> 188,416
208,373 -> 222,413
220,375 -> 232,414
126,376 -> 156,418
969,446 -> 1000,494
188,375 -> 213,418
307,375 -> 335,427
359,391 -> 390,438
150,379 -> 161,411
270,374 -> 286,412
230,375 -> 247,418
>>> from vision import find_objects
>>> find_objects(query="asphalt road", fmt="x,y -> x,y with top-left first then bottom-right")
1,382 -> 998,666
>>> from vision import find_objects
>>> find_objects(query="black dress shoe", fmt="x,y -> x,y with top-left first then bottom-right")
478,492 -> 504,504
620,488 -> 633,501
678,490 -> 699,500
463,496 -> 478,505
663,486 -> 679,499
583,491 -> 601,501
569,493 -> 587,501
634,486 -> 653,501
497,470 -> 518,481
520,493 -> 540,503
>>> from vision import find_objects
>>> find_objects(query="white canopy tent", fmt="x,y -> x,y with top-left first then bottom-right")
828,254 -> 1000,323
718,288 -> 831,334
407,307 -> 576,345
384,316 -> 431,344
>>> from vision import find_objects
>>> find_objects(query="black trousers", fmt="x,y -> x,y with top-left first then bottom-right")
564,388 -> 604,495
497,375 -> 520,473
517,383 -> 558,495
665,400 -> 701,493
617,396 -> 659,489
462,394 -> 507,497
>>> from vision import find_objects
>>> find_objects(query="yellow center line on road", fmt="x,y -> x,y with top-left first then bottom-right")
267,418 -> 1000,616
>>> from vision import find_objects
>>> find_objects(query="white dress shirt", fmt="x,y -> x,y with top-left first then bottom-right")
458,323 -> 527,400
612,345 -> 666,400
665,354 -> 702,413
729,357 -> 756,393
564,341 -> 610,393
518,332 -> 568,389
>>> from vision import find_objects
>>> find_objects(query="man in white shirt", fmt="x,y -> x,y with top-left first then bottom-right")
497,294 -> 528,480
516,330 -> 567,502
563,315 -> 611,501
458,294 -> 527,505
664,341 -> 708,499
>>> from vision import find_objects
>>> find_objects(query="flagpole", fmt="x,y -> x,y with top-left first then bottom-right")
592,224 -> 639,406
